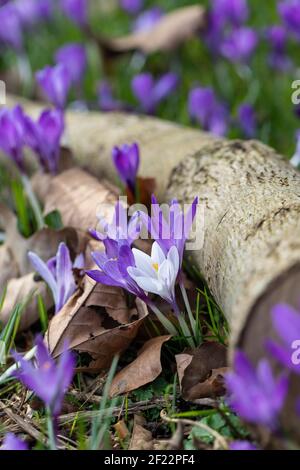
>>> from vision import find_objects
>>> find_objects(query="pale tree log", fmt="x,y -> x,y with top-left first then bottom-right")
5,96 -> 300,440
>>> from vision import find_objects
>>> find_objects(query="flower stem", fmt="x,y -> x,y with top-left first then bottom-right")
47,408 -> 57,450
178,314 -> 196,349
179,281 -> 197,341
149,303 -> 178,337
21,175 -> 44,231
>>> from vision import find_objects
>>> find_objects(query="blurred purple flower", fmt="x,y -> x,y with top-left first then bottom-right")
60,0 -> 88,27
133,7 -> 163,32
55,43 -> 87,85
279,0 -> 300,40
15,0 -> 53,28
98,81 -> 126,112
267,303 -> 300,374
0,105 -> 26,172
211,0 -> 249,27
265,25 -> 292,71
221,27 -> 258,62
28,242 -> 83,313
226,351 -> 288,428
36,64 -> 72,109
230,440 -> 258,450
188,87 -> 228,136
0,4 -> 23,50
132,72 -> 179,114
23,109 -> 65,174
237,103 -> 257,138
0,434 -> 28,451
120,0 -> 144,15
13,336 -> 74,417
112,143 -> 140,194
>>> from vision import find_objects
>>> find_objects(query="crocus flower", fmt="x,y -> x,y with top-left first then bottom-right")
28,243 -> 83,313
290,130 -> 300,167
120,0 -> 144,15
237,103 -> 257,138
226,351 -> 288,428
0,433 -> 28,451
13,336 -> 74,417
211,0 -> 249,27
15,0 -> 53,28
23,108 -> 64,174
0,4 -> 23,50
112,143 -> 140,194
265,26 -> 291,71
278,0 -> 300,40
55,43 -> 87,85
36,64 -> 72,109
60,0 -> 88,27
221,27 -> 258,63
266,303 -> 300,374
188,87 -> 228,136
139,195 -> 198,267
98,81 -> 126,112
230,440 -> 258,450
127,242 -> 180,311
0,105 -> 26,172
133,7 -> 163,32
132,72 -> 179,114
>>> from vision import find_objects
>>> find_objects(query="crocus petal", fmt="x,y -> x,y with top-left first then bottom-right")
28,251 -> 58,303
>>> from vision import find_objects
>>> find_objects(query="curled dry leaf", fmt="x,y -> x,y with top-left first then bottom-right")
175,342 -> 228,402
39,168 -> 119,233
0,245 -> 18,287
129,415 -> 155,451
100,5 -> 207,55
110,335 -> 171,397
46,275 -> 148,372
0,273 -> 52,331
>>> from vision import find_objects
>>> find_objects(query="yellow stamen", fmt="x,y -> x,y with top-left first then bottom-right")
152,263 -> 159,272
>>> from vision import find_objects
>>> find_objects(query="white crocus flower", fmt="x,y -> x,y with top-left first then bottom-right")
127,242 -> 180,306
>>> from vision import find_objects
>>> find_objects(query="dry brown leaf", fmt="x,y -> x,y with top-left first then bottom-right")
110,335 -> 171,397
114,420 -> 129,441
46,275 -> 148,372
129,415 -> 155,450
101,5 -> 207,55
40,168 -> 119,233
0,273 -> 52,330
0,245 -> 19,286
175,342 -> 228,402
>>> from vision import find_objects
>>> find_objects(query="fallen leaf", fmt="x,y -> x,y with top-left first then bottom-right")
127,177 -> 156,208
129,415 -> 155,450
114,420 -> 129,441
46,275 -> 148,372
0,245 -> 19,287
40,168 -> 119,233
0,273 -> 52,331
175,342 -> 228,402
100,5 -> 207,55
110,335 -> 171,397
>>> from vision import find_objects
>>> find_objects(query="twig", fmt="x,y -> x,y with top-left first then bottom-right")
160,410 -> 229,450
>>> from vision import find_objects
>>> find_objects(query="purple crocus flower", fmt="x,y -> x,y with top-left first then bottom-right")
226,351 -> 288,428
0,105 -> 26,172
55,43 -> 87,85
0,3 -> 23,50
112,143 -> 140,194
98,81 -> 126,112
221,27 -> 258,63
36,64 -> 72,109
28,243 -> 83,313
230,440 -> 258,450
133,7 -> 163,32
0,433 -> 28,451
15,0 -> 53,28
188,87 -> 228,136
265,25 -> 292,71
60,0 -> 88,27
23,109 -> 64,174
266,303 -> 300,374
13,336 -> 74,417
211,0 -> 249,27
132,72 -> 179,114
237,103 -> 257,138
278,0 -> 300,40
120,0 -> 144,15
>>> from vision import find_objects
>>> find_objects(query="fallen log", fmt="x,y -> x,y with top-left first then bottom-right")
5,96 -> 300,440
